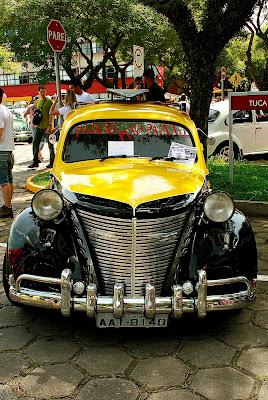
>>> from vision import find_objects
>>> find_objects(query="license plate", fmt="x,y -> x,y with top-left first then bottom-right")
96,313 -> 169,328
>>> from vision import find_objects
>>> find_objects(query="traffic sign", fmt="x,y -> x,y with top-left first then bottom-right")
133,45 -> 144,78
47,19 -> 66,53
229,72 -> 243,88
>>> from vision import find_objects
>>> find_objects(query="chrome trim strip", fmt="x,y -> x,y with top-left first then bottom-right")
197,270 -> 207,318
61,269 -> 72,317
131,218 -> 137,297
86,283 -> 97,317
172,285 -> 183,319
9,273 -> 256,319
113,283 -> 124,318
145,284 -> 156,318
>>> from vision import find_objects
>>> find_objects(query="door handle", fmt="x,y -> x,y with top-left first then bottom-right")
256,127 -> 262,130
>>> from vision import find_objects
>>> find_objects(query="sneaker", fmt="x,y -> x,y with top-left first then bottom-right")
46,163 -> 53,168
0,205 -> 13,218
28,163 -> 39,168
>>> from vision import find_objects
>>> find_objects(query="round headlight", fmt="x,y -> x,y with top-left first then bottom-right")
203,191 -> 234,223
32,189 -> 63,221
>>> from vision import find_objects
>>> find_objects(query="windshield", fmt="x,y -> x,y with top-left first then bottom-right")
63,120 -> 197,164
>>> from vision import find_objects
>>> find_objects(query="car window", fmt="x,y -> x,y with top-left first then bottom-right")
256,110 -> 268,122
63,120 -> 196,163
208,109 -> 220,122
233,110 -> 252,124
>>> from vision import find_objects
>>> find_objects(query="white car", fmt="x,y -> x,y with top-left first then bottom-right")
207,99 -> 268,159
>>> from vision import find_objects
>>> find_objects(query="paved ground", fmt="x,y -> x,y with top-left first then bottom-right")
0,143 -> 267,400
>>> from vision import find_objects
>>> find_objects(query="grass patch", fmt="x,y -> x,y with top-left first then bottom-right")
208,158 -> 268,201
31,172 -> 52,187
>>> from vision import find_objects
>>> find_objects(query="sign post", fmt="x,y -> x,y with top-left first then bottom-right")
133,45 -> 144,78
221,66 -> 226,101
228,91 -> 268,184
47,19 -> 67,126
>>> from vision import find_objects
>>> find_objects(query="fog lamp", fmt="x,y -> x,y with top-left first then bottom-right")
182,281 -> 194,295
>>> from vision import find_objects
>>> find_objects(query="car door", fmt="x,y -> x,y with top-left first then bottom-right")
254,110 -> 268,153
232,110 -> 255,155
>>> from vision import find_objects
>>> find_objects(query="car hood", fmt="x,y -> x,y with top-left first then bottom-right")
55,161 -> 206,208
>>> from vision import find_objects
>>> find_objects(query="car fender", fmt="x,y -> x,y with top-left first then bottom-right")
207,131 -> 242,156
8,208 -> 42,250
191,209 -> 257,280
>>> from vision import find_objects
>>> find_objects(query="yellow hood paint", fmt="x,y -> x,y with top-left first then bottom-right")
53,102 -> 208,207
55,160 -> 206,208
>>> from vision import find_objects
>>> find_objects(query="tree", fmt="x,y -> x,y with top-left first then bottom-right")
0,46 -> 19,74
246,0 -> 268,89
0,0 -> 181,89
140,0 -> 258,150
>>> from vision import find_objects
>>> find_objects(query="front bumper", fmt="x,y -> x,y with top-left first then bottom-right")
9,270 -> 256,319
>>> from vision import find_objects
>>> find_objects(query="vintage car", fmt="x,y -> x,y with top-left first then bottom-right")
207,99 -> 268,160
3,89 -> 257,328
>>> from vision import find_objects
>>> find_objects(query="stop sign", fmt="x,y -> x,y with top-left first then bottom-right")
47,19 -> 66,53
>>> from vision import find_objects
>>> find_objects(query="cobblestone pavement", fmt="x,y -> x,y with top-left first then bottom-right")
0,144 -> 267,400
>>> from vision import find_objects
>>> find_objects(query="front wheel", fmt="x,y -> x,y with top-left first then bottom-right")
213,142 -> 239,162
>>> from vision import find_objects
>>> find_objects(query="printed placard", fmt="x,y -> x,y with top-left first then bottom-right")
168,142 -> 197,164
108,141 -> 134,156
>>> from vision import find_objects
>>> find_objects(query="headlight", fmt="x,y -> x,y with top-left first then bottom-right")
31,189 -> 63,221
203,191 -> 234,223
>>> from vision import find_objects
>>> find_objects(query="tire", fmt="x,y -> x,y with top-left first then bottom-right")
213,141 -> 239,162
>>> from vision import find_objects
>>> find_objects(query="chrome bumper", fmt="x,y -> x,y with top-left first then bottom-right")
9,270 -> 256,319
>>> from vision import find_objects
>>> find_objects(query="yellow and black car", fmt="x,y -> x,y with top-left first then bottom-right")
3,89 -> 257,328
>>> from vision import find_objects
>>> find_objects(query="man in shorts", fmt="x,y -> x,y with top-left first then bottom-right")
0,87 -> 14,218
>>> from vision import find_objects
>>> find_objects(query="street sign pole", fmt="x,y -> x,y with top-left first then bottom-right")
54,52 -> 63,126
47,19 -> 67,128
228,92 -> 234,185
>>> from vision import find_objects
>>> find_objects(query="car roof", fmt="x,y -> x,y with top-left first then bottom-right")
210,99 -> 229,112
69,101 -> 194,128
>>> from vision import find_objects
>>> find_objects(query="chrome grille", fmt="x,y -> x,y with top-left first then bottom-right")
76,208 -> 189,296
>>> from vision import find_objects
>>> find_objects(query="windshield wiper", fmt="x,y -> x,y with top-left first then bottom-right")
100,155 -> 139,161
149,156 -> 177,162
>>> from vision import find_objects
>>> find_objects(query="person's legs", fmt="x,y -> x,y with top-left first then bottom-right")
0,152 -> 13,218
1,184 -> 12,207
46,134 -> 55,168
29,128 -> 44,167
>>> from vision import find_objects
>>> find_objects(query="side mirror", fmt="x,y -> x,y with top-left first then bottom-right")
207,137 -> 216,146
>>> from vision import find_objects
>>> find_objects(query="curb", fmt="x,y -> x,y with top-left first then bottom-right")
26,173 -> 51,193
235,200 -> 268,217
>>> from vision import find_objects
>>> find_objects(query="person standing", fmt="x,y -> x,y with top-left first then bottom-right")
178,93 -> 190,114
49,90 -> 77,121
28,85 -> 53,169
0,87 -> 14,218
69,78 -> 95,104
142,68 -> 166,102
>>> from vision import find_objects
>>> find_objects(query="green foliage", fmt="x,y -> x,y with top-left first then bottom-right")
0,0 -> 184,86
0,45 -> 19,73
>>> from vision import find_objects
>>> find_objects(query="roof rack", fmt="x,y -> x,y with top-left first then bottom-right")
106,88 -> 149,101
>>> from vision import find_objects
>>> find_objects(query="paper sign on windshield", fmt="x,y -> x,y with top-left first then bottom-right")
168,142 -> 197,164
108,141 -> 134,157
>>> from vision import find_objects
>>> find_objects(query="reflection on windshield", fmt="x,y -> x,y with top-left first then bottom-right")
63,120 -> 196,164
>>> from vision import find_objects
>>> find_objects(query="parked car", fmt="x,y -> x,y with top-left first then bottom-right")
3,89 -> 257,328
208,99 -> 268,159
13,117 -> 32,143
